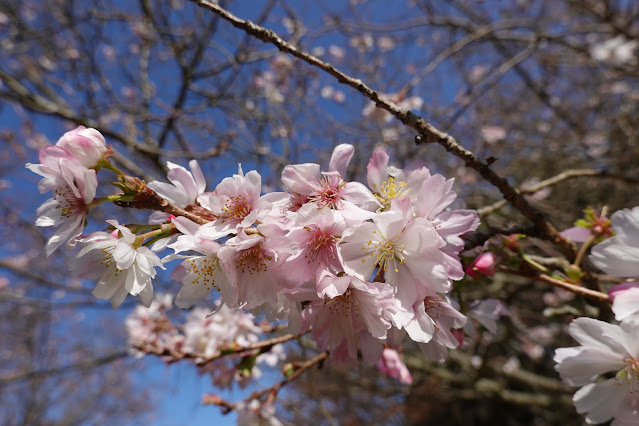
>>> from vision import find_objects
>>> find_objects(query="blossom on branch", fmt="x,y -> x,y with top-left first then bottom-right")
73,220 -> 164,308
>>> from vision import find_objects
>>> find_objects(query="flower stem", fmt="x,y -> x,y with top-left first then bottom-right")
88,194 -> 123,208
573,235 -> 596,268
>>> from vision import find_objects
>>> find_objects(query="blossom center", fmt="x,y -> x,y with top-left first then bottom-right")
235,245 -> 269,275
325,289 -> 357,318
361,233 -> 405,273
222,195 -> 252,220
54,185 -> 87,219
188,256 -> 220,291
311,175 -> 344,209
101,246 -> 123,276
375,177 -> 408,209
619,357 -> 639,392
306,227 -> 338,263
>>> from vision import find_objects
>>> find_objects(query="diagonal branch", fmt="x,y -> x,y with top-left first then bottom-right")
188,0 -> 576,260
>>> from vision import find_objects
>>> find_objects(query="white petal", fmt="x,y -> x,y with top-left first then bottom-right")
574,379 -> 626,424
590,238 -> 639,277
113,242 -> 136,270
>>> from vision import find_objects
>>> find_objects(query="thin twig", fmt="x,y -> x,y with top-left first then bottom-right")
502,268 -> 610,302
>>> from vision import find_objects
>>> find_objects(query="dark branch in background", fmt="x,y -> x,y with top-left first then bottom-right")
463,225 -> 534,251
0,351 -> 129,384
188,0 -> 576,261
0,259 -> 92,294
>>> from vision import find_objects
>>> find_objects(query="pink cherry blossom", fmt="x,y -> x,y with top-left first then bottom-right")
72,220 -> 164,308
554,317 -> 639,424
284,205 -> 348,295
165,217 -> 232,309
55,125 -> 109,167
340,197 -> 450,309
147,160 -> 206,208
281,144 -> 379,221
198,166 -> 288,237
27,148 -> 98,255
366,149 -> 429,209
217,224 -> 294,311
26,145 -> 81,193
301,275 -> 395,363
414,295 -> 467,362
125,294 -> 183,355
366,150 -> 479,280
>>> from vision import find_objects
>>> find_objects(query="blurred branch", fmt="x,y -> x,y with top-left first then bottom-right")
0,259 -> 92,294
0,351 -> 128,384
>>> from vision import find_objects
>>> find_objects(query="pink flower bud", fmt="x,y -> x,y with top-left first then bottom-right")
377,348 -> 412,385
465,252 -> 498,278
56,126 -> 108,167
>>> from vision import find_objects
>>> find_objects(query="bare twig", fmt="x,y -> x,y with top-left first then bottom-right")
502,268 -> 610,302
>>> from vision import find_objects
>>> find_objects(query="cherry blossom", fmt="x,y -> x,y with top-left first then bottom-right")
281,144 -> 379,221
72,220 -> 164,308
166,217 -> 232,309
410,295 -> 467,362
554,317 -> 639,424
198,166 -> 288,237
217,224 -> 294,311
340,197 -> 450,309
301,275 -> 396,363
608,282 -> 639,323
284,205 -> 348,295
27,148 -> 98,255
147,160 -> 207,209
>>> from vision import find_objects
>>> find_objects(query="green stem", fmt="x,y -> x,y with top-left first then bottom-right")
521,253 -> 549,273
88,194 -> 122,208
96,158 -> 125,176
573,235 -> 596,268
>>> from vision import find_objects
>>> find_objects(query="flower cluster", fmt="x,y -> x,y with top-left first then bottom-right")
126,295 -> 284,389
28,128 -> 480,367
